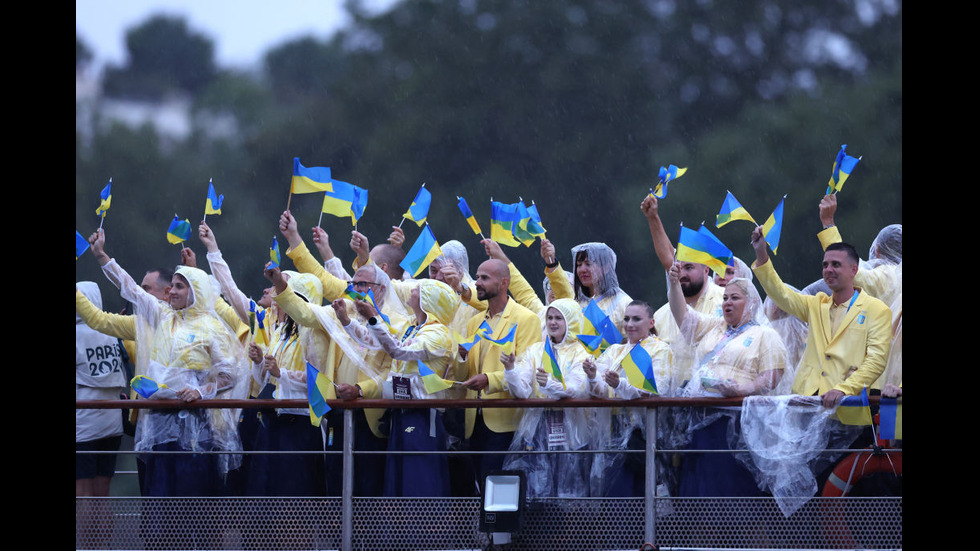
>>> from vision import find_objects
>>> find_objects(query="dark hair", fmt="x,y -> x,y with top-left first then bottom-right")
147,267 -> 174,286
626,300 -> 658,336
825,242 -> 860,265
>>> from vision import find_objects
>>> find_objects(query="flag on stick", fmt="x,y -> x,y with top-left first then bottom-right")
205,179 -> 224,215
418,359 -> 454,394
166,215 -> 192,244
836,387 -> 873,426
399,224 -> 443,278
307,362 -> 332,427
716,191 -> 756,227
761,195 -> 786,255
827,145 -> 862,194
402,184 -> 431,226
650,164 -> 687,199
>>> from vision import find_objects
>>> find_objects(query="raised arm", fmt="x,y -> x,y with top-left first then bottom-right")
641,194 -> 676,272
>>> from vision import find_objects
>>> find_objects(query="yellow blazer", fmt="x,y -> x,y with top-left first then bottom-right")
463,298 -> 542,437
753,259 -> 891,396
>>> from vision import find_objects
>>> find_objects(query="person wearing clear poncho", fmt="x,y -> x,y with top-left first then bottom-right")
666,261 -> 787,498
89,230 -> 249,496
584,300 -> 673,498
569,242 -> 633,336
341,278 -> 462,497
499,298 -> 594,498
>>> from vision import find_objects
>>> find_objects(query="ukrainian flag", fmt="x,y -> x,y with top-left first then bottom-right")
575,333 -> 605,357
457,196 -> 483,235
581,299 -> 623,349
205,180 -> 224,215
403,185 -> 431,226
418,359 -> 454,394
291,158 -> 333,194
321,178 -> 356,219
621,344 -> 658,394
526,202 -> 547,238
480,323 -> 517,355
543,337 -> 564,388
676,225 -> 731,277
490,201 -> 522,247
399,224 -> 443,278
76,231 -> 90,260
350,185 -> 368,224
836,387 -> 873,426
166,215 -> 192,244
270,236 -> 281,268
131,375 -> 168,399
761,196 -> 785,255
512,201 -> 540,247
95,179 -> 112,218
716,191 -> 756,228
651,164 -> 687,199
827,145 -> 861,194
252,306 -> 270,349
878,396 -> 902,440
306,362 -> 333,427
455,329 -> 484,352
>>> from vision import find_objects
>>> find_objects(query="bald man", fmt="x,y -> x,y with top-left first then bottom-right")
459,259 -> 542,492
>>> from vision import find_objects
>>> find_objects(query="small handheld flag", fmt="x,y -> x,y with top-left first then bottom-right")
291,158 -> 333,194
455,329 -> 484,352
205,179 -> 224,216
131,375 -> 168,399
95,179 -> 112,218
489,200 -> 522,247
418,359 -> 454,394
399,224 -> 443,278
166,215 -> 192,244
402,184 -> 431,227
306,362 -> 333,427
621,344 -> 659,394
321,178 -> 357,220
760,195 -> 786,255
479,322 -> 517,355
76,231 -> 90,260
350,185 -> 368,225
827,145 -> 862,194
457,196 -> 485,239
575,333 -> 605,357
878,396 -> 902,440
269,236 -> 282,268
581,299 -> 624,350
716,191 -> 756,227
543,337 -> 565,388
650,165 -> 687,199
836,387 -> 873,426
253,306 -> 269,348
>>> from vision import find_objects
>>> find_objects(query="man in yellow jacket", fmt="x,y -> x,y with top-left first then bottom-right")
750,226 -> 891,407
460,259 -> 542,489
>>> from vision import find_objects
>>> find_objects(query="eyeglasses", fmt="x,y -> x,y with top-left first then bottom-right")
351,280 -> 377,289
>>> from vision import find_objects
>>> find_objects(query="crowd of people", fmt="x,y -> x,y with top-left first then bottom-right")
76,190 -> 901,505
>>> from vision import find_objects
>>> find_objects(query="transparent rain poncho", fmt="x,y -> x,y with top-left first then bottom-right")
570,242 -> 633,336
351,278 -> 461,400
502,299 -> 595,498
736,395 -> 865,516
867,224 -> 902,267
102,261 -> 249,477
587,321 -> 673,498
429,240 -> 482,336
764,285 -> 806,394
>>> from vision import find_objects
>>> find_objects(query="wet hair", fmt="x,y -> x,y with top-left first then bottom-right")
147,267 -> 174,287
626,300 -> 658,336
825,242 -> 860,265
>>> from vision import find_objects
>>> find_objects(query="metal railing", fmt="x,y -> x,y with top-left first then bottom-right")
76,396 -> 902,550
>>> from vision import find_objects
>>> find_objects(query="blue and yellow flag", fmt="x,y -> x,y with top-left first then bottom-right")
399,224 -> 443,278
291,158 -> 333,194
512,200 -> 545,247
418,359 -> 454,394
543,337 -> 564,388
455,328 -> 484,352
166,215 -> 192,244
827,145 -> 862,194
365,288 -> 393,331
526,202 -> 547,238
269,236 -> 281,268
581,299 -> 624,350
457,196 -> 483,236
76,231 -> 90,260
878,396 -> 902,440
205,180 -> 224,215
676,224 -> 732,277
575,333 -> 605,357
490,201 -> 522,247
761,196 -> 785,255
403,185 -> 431,226
621,344 -> 658,394
321,178 -> 356,219
306,362 -> 333,427
651,164 -> 688,199
479,322 -> 517,355
252,304 -> 270,348
836,387 -> 873,426
131,375 -> 168,399
716,191 -> 756,227
350,185 -> 368,224
95,179 -> 112,218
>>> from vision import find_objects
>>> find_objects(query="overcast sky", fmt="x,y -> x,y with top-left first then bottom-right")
76,0 -> 395,70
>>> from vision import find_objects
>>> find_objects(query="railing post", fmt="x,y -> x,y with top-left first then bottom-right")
342,408 -> 354,551
644,406 -> 658,545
